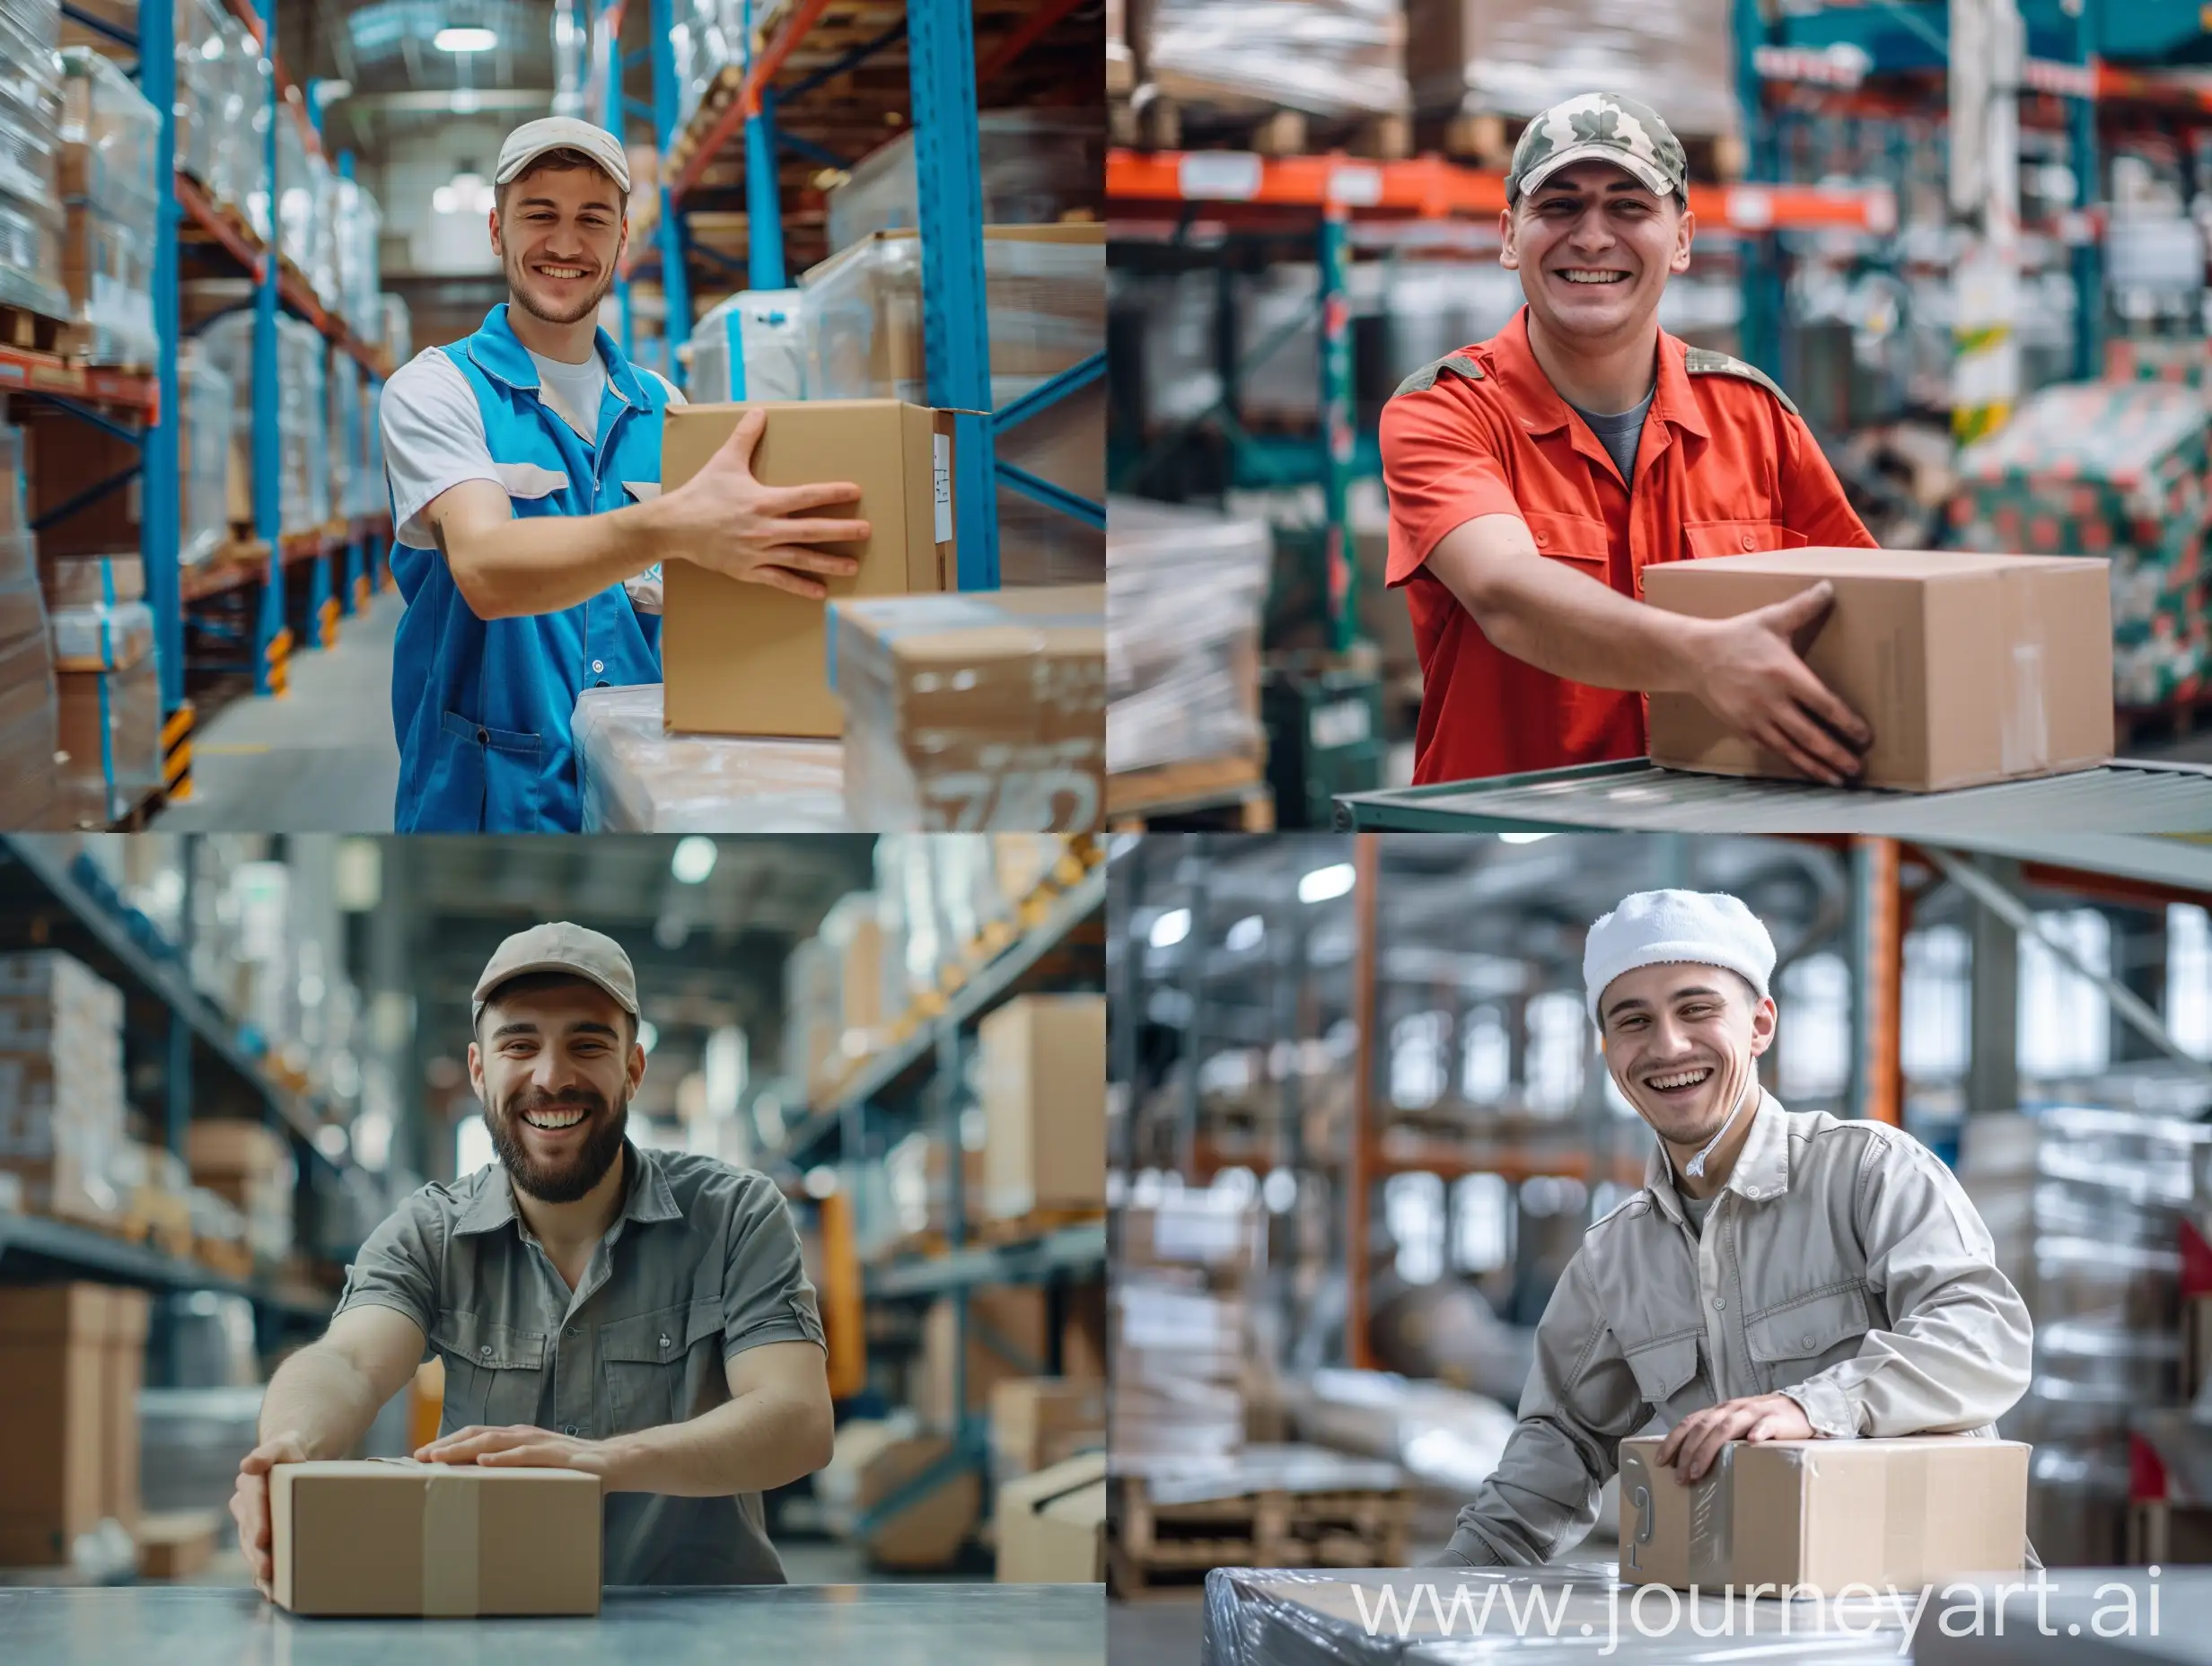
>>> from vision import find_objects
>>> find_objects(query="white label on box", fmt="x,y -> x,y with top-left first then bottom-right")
933,432 -> 952,542
1178,152 -> 1263,201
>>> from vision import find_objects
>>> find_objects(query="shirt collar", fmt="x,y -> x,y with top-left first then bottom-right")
1640,1087 -> 1790,1221
1490,306 -> 1710,447
464,303 -> 649,411
451,1136 -> 682,1236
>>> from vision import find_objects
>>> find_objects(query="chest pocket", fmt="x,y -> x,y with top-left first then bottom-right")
1746,1281 -> 1871,1386
1621,1330 -> 1701,1414
1683,520 -> 1808,560
432,1312 -> 547,1430
1522,510 -> 1613,581
492,460 -> 573,517
601,1300 -> 721,1430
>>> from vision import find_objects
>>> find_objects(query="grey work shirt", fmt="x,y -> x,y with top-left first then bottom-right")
1445,1092 -> 2034,1566
334,1138 -> 827,1585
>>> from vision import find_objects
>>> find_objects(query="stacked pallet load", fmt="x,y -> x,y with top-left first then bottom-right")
0,0 -> 71,333
56,47 -> 159,366
0,424 -> 58,828
1120,0 -> 1411,157
0,951 -> 129,1232
1948,380 -> 2212,714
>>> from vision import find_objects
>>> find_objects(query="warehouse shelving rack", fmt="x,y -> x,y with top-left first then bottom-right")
17,0 -> 399,825
774,844 -> 1106,1548
600,0 -> 1103,590
0,835 -> 352,1370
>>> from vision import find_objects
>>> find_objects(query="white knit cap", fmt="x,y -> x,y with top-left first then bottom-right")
1584,890 -> 1778,1026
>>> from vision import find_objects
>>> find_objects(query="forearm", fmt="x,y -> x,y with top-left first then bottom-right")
606,1384 -> 832,1497
1785,1289 -> 2033,1440
1430,519 -> 1711,693
443,496 -> 665,619
1446,1416 -> 1609,1566
258,1345 -> 387,1459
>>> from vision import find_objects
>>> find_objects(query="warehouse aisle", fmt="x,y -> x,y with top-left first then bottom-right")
159,598 -> 401,832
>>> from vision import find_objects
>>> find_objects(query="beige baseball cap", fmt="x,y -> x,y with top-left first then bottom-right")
473,921 -> 639,1022
495,116 -> 631,196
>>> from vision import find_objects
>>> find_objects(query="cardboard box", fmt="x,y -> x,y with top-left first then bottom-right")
136,1509 -> 220,1580
1116,1195 -> 1266,1278
990,1379 -> 1106,1479
269,1460 -> 603,1616
917,1285 -> 1049,1427
1616,1434 -> 2029,1592
660,400 -> 957,739
56,658 -> 162,828
103,1284 -> 148,1530
186,1119 -> 292,1179
820,1422 -> 980,1569
996,1451 -> 1106,1583
979,995 -> 1106,1216
1642,549 -> 2114,793
0,1283 -> 110,1564
831,586 -> 1106,831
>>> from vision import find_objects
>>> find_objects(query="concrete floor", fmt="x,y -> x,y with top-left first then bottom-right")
157,593 -> 402,834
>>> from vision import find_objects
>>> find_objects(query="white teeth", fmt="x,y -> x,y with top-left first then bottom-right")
538,266 -> 587,278
1649,1069 -> 1712,1091
522,1108 -> 586,1129
1560,271 -> 1628,284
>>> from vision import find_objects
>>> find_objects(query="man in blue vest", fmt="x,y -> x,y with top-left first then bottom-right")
378,117 -> 869,831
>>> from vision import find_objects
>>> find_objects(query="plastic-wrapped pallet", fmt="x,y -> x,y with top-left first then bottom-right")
829,587 -> 1104,831
1950,380 -> 2212,708
330,174 -> 382,338
824,111 -> 1105,256
56,646 -> 158,826
571,684 -> 850,832
0,951 -> 128,1223
48,600 -> 151,672
686,289 -> 806,402
178,344 -> 230,566
1106,497 -> 1269,775
379,291 -> 411,366
0,0 -> 72,321
669,0 -> 745,134
1135,0 -> 1409,119
1401,0 -> 1740,139
0,424 -> 58,829
328,346 -> 359,520
203,5 -> 268,215
802,227 -> 1104,587
57,48 -> 159,365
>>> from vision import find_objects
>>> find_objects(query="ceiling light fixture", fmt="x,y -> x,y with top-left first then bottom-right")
434,25 -> 497,52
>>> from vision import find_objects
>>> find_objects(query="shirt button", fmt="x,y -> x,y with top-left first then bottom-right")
1533,530 -> 1549,546
1801,1335 -> 1815,1349
1744,1185 -> 1760,1197
565,1425 -> 579,1437
565,1325 -> 578,1337
1740,532 -> 1756,549
659,1333 -> 672,1351
478,1344 -> 493,1358
1712,1297 -> 1725,1311
592,659 -> 604,673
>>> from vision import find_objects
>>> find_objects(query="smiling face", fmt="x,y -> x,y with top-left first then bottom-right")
468,973 -> 644,1205
490,153 -> 628,328
1500,159 -> 1693,348
1597,962 -> 1775,1151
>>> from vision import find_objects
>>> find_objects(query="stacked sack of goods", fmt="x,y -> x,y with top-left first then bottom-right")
1948,379 -> 2211,711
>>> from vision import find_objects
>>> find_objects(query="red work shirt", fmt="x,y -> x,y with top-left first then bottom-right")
1379,309 -> 1875,785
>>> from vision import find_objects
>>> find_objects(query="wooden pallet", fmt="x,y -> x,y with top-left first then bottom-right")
1406,112 -> 1748,180
1110,1477 -> 1414,1597
0,303 -> 65,358
1108,754 -> 1274,830
1111,95 -> 1410,161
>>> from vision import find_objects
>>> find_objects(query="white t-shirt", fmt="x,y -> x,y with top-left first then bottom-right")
378,344 -> 683,548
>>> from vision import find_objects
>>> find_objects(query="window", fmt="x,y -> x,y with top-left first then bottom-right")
1778,952 -> 1851,1102
1390,1011 -> 1451,1109
1902,926 -> 1971,1082
1452,1172 -> 1513,1272
1523,993 -> 1586,1115
1461,1004 -> 1511,1103
1385,1171 -> 1446,1285
2171,906 -> 2212,1061
2020,910 -> 2111,1078
454,1112 -> 493,1178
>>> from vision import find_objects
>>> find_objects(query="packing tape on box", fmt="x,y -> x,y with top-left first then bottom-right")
1868,1446 -> 1928,1586
1688,1442 -> 1734,1587
420,1465 -> 482,1617
825,596 -> 1101,690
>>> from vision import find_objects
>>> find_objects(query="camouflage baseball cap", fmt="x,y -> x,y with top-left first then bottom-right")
1506,92 -> 1690,205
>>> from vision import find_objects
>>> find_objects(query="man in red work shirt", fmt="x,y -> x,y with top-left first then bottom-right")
1381,92 -> 1879,788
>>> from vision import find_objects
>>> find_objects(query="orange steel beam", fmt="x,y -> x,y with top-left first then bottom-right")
979,0 -> 1086,87
670,0 -> 831,204
1859,837 -> 1905,1127
1346,834 -> 1381,1372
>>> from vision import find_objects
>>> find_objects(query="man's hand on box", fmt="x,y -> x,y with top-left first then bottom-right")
1655,1393 -> 1817,1484
415,1424 -> 633,1486
656,407 -> 872,601
1688,581 -> 1874,787
233,1433 -> 309,1600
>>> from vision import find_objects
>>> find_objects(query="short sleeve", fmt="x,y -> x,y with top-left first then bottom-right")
333,1190 -> 443,1344
1779,409 -> 1879,549
379,351 -> 504,547
1379,383 -> 1523,584
722,1175 -> 828,1357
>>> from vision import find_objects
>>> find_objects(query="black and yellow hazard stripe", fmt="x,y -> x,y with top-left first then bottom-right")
161,703 -> 194,802
319,594 -> 340,651
267,626 -> 292,697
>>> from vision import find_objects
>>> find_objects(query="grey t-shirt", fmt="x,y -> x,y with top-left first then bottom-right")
334,1137 -> 827,1586
1679,1188 -> 1717,1237
1567,385 -> 1655,487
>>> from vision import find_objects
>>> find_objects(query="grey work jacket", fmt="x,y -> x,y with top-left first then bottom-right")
1445,1092 -> 2034,1566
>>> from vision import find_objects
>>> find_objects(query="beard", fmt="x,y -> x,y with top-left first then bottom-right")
504,242 -> 616,328
1617,1044 -> 1756,1154
487,1083 -> 628,1204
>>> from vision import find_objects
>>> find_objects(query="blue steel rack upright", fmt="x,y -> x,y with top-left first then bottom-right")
620,0 -> 1103,590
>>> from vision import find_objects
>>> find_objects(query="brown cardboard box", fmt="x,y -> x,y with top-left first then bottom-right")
1642,549 -> 2114,792
822,1422 -> 980,1569
831,586 -> 1106,830
269,1460 -> 603,1616
1616,1435 -> 2029,1591
990,1379 -> 1106,1479
917,1285 -> 1050,1426
660,400 -> 958,739
841,916 -> 888,1034
1116,1196 -> 1266,1278
186,1119 -> 291,1179
136,1509 -> 220,1580
995,1451 -> 1106,1583
1062,1281 -> 1106,1382
978,995 -> 1106,1217
0,1283 -> 110,1565
103,1284 -> 148,1531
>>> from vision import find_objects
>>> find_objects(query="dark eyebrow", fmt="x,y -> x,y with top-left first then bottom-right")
517,195 -> 618,215
1602,984 -> 1724,1022
491,1019 -> 622,1040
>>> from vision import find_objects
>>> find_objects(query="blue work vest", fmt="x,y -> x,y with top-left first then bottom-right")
388,304 -> 668,832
